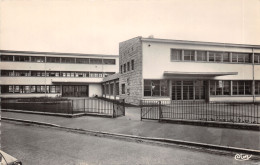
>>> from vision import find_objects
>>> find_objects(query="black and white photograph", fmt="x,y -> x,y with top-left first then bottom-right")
0,0 -> 260,164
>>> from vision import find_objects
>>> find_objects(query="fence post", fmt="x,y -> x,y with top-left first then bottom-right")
112,101 -> 115,118
84,99 -> 85,113
159,101 -> 162,122
140,100 -> 143,121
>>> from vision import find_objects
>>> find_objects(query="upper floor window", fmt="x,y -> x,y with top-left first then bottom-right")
61,57 -> 75,63
76,58 -> 89,64
1,70 -> 14,76
46,57 -> 60,63
183,50 -> 195,61
103,59 -> 116,65
197,51 -> 207,61
127,62 -> 130,71
121,84 -> 125,94
1,55 -> 13,61
131,60 -> 134,70
90,58 -> 102,64
254,54 -> 260,64
208,52 -> 229,62
232,53 -> 249,63
14,56 -> 29,62
31,56 -> 45,63
171,49 -> 182,61
124,63 -> 126,73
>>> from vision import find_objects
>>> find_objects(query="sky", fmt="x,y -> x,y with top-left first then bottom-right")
0,0 -> 260,55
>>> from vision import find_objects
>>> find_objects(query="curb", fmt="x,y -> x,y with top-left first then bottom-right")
1,117 -> 260,155
160,118 -> 260,131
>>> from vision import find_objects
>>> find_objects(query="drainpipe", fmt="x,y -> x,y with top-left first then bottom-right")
252,48 -> 255,103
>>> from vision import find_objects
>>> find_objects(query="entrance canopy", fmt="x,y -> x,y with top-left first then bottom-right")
164,71 -> 238,78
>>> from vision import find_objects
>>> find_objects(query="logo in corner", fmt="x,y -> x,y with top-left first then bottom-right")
234,154 -> 252,161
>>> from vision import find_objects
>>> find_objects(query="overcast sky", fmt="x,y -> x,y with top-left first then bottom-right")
0,0 -> 260,55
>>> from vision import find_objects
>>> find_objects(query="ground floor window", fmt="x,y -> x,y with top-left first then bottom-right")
1,85 -> 61,94
172,80 -> 205,100
210,80 -> 230,95
144,80 -> 169,97
232,81 -> 251,95
121,84 -> 125,94
256,81 -> 260,95
62,85 -> 88,97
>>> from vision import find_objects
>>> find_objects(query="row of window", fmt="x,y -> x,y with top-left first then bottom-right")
210,80 -> 260,95
171,49 -> 260,64
142,80 -> 260,98
0,54 -> 116,65
120,60 -> 134,73
1,85 -> 61,94
102,82 -> 120,96
1,70 -> 115,78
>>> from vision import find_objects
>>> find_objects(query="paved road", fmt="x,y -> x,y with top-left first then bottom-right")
1,122 -> 259,165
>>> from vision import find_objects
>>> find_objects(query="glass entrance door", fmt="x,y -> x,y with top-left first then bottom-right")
172,80 -> 205,100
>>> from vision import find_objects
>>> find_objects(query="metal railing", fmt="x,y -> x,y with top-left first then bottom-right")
140,100 -> 260,124
2,97 -> 125,118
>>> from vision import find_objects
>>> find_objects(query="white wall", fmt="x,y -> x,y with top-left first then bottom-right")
89,84 -> 102,97
142,41 -> 258,80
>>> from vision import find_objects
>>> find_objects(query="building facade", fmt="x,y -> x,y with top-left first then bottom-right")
118,36 -> 260,104
0,50 -> 118,98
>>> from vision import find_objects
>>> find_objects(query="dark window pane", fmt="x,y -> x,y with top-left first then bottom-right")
46,57 -> 60,63
76,58 -> 89,64
103,59 -> 115,64
1,55 -> 13,61
171,49 -> 182,61
90,58 -> 102,64
61,57 -> 75,63
197,51 -> 207,61
31,56 -> 45,62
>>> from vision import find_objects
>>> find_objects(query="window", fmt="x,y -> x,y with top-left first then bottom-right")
50,86 -> 56,93
103,59 -> 115,64
110,83 -> 114,95
232,53 -> 250,63
14,86 -> 20,93
1,70 -> 14,76
124,63 -> 126,73
208,52 -> 227,62
255,81 -> 260,95
232,81 -> 252,95
131,60 -> 134,70
210,80 -> 231,95
46,57 -> 60,63
14,70 -> 30,76
90,58 -> 102,64
115,82 -> 119,95
76,58 -> 89,64
120,65 -> 123,73
31,86 -> 36,93
47,71 -> 60,77
197,51 -> 207,61
1,85 -> 11,93
254,54 -> 260,64
183,50 -> 195,61
1,55 -> 13,61
31,71 -> 44,77
144,80 -> 169,97
127,62 -> 130,71
121,84 -> 125,94
31,56 -> 45,62
171,49 -> 182,61
14,56 -> 30,62
61,57 -> 75,63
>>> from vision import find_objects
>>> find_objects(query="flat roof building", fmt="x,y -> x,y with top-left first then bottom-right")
117,36 -> 260,105
0,50 -> 119,98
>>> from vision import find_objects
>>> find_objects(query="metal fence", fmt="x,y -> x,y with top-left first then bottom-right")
140,100 -> 260,124
72,98 -> 125,117
2,98 -> 125,118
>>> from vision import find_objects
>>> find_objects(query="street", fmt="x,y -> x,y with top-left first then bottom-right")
1,121 -> 258,165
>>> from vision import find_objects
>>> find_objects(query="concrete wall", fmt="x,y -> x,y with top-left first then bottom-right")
142,41 -> 258,80
89,84 -> 102,97
119,37 -> 143,105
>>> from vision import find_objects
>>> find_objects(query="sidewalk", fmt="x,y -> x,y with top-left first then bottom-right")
1,108 -> 260,151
